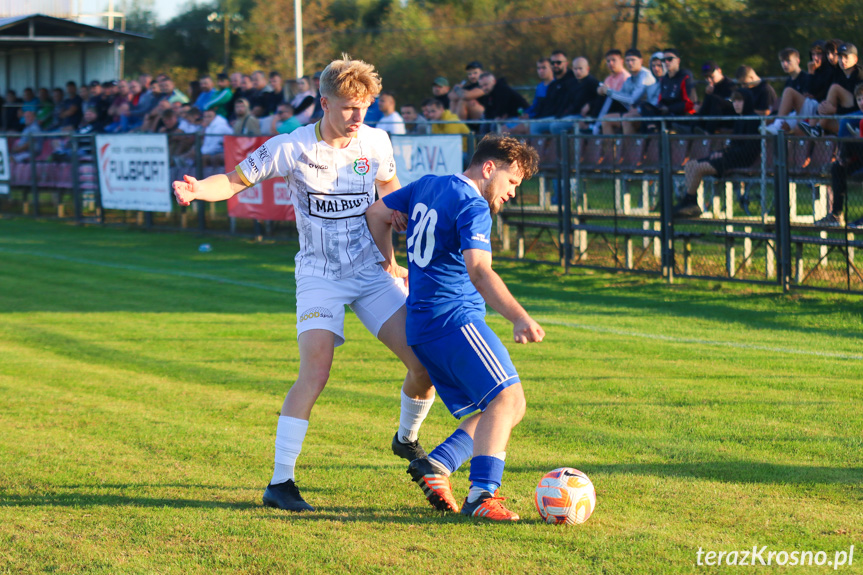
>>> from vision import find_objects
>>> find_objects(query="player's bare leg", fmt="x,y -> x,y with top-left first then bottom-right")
263,329 -> 335,512
377,305 -> 435,461
461,384 -> 526,521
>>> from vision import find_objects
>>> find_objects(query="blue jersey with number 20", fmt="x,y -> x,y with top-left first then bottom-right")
382,174 -> 492,346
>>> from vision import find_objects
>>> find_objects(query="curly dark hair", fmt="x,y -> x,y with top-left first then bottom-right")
468,134 -> 540,180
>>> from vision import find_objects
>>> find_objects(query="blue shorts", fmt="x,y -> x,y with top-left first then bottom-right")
411,321 -> 520,418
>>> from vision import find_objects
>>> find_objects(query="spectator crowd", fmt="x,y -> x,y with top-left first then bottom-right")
4,37 -> 863,226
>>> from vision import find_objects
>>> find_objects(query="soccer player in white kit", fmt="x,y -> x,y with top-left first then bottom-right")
172,56 -> 435,511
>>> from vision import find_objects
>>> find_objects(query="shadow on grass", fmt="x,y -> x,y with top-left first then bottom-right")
508,461 -> 863,486
0,492 -> 260,511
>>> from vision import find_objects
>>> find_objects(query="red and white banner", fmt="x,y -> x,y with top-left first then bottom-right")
225,136 -> 295,221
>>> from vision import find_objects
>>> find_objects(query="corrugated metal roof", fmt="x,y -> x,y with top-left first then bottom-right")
0,13 -> 148,40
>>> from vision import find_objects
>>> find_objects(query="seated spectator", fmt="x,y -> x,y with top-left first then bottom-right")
767,48 -> 815,134
76,107 -> 105,136
477,72 -> 529,133
401,103 -> 431,134
690,61 -> 735,133
3,89 -> 20,131
449,61 -> 488,126
596,48 -> 656,135
622,52 -> 665,133
308,71 -> 324,123
11,110 -> 41,162
276,103 -> 302,134
103,102 -> 135,133
815,82 -> 863,227
179,106 -> 202,134
803,43 -> 862,136
530,50 -> 578,135
572,56 -> 601,127
290,76 -> 316,125
636,49 -> 697,122
504,58 -> 554,135
735,65 -> 776,116
232,98 -> 261,135
377,91 -> 406,135
160,74 -> 190,106
672,90 -> 760,218
36,88 -> 54,130
194,74 -> 215,111
431,77 -> 451,110
46,88 -> 65,131
21,88 -> 39,115
59,82 -> 83,131
422,97 -> 470,137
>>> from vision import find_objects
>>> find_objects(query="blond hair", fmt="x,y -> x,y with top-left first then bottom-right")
319,54 -> 382,103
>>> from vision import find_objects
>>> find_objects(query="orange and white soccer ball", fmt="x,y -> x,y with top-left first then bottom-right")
535,467 -> 596,525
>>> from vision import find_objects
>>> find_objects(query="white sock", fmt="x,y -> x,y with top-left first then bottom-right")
271,416 -> 309,485
398,390 -> 434,443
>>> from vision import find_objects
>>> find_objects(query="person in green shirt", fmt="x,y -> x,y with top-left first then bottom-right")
205,73 -> 234,118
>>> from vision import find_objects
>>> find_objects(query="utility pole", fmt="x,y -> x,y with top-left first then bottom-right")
632,0 -> 640,50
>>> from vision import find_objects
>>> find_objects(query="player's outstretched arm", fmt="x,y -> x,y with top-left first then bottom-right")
365,199 -> 406,281
464,248 -> 544,344
172,171 -> 248,206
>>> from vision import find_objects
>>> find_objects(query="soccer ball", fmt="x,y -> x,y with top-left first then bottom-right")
534,467 -> 596,525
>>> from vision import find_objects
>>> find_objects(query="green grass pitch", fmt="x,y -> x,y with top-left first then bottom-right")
1,218 -> 861,574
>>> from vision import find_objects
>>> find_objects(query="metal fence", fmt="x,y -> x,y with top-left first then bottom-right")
496,124 -> 863,293
2,125 -> 862,293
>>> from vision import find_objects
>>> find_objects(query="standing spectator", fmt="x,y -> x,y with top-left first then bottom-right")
59,81 -> 83,130
478,72 -> 529,133
597,48 -> 657,135
431,77 -> 451,109
194,75 -> 215,111
232,98 -> 261,135
47,88 -> 64,130
289,76 -> 316,125
128,79 -> 143,108
401,104 -> 431,134
377,91 -> 406,135
449,61 -> 488,126
525,58 -> 554,119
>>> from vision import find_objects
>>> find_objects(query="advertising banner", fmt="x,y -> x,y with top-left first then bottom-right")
225,136 -> 295,221
0,138 -> 9,194
96,134 -> 171,212
390,134 -> 463,185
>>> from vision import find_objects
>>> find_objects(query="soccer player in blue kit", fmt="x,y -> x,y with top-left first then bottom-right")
365,135 -> 544,521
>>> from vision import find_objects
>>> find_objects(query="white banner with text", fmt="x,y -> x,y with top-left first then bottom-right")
390,135 -> 463,185
96,135 -> 171,212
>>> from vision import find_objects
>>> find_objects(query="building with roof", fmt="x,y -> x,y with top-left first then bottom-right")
0,13 -> 146,93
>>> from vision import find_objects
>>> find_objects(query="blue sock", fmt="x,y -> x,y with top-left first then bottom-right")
428,429 -> 473,474
468,455 -> 505,494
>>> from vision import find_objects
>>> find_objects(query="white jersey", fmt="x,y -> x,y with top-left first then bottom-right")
236,122 -> 397,280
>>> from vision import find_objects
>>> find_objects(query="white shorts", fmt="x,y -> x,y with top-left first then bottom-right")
295,265 -> 408,347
